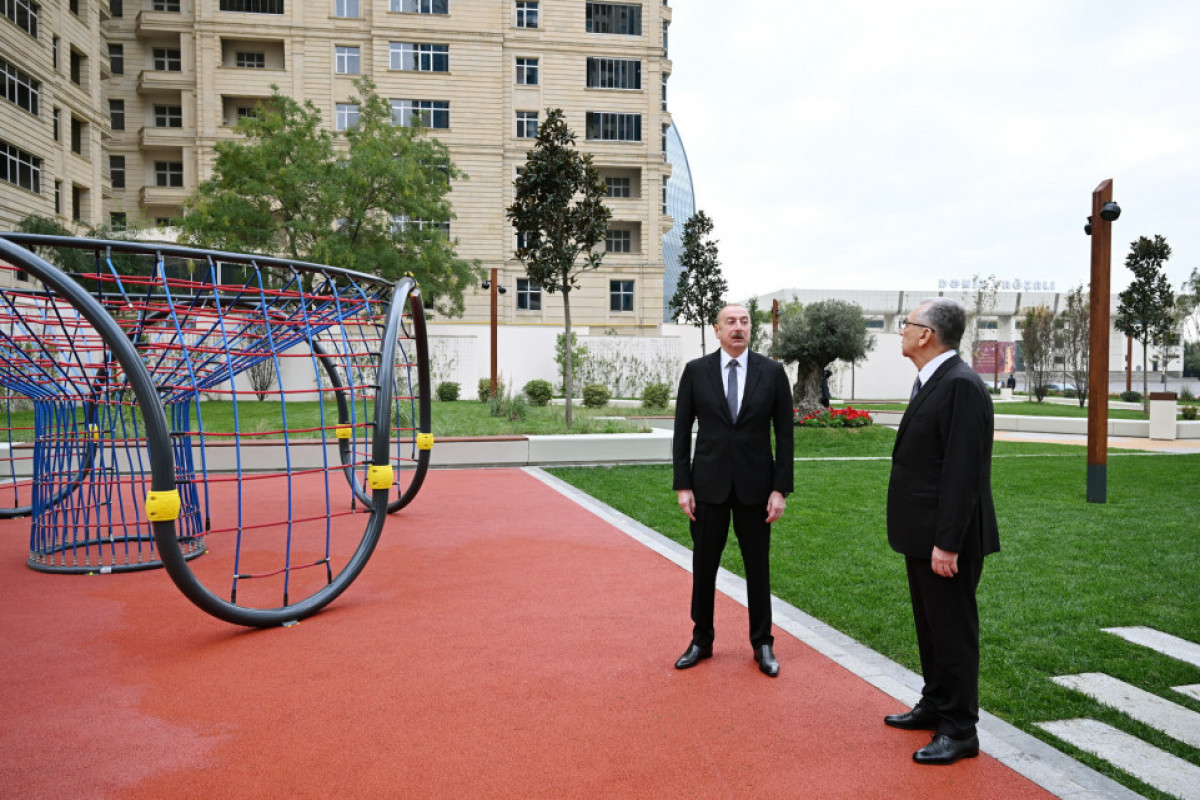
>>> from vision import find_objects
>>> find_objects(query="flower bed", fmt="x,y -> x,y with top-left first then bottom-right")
796,407 -> 874,428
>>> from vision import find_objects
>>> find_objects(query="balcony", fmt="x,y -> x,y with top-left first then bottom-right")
141,185 -> 189,206
136,10 -> 188,35
138,69 -> 193,92
214,67 -> 287,97
139,126 -> 192,148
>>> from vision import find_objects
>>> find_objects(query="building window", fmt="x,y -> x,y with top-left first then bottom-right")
865,318 -> 885,330
586,112 -> 640,141
1,139 -> 42,192
605,176 -> 630,198
110,0 -> 122,16
609,279 -> 634,311
219,0 -> 284,12
109,99 -> 125,130
71,185 -> 84,222
153,48 -> 182,71
389,42 -> 449,72
70,49 -> 85,85
109,155 -> 125,188
54,179 -> 61,211
390,99 -> 449,128
154,104 -> 183,127
515,57 -> 538,85
335,0 -> 359,17
153,0 -> 181,10
606,228 -> 632,253
335,46 -> 360,74
0,57 -> 40,115
69,0 -> 79,15
391,215 -> 450,236
335,103 -> 359,130
2,0 -> 39,37
235,51 -> 266,68
586,57 -> 641,90
155,160 -> 183,187
109,43 -> 124,74
515,110 -> 538,138
110,212 -> 127,230
661,74 -> 667,110
516,278 -> 541,311
586,3 -> 641,35
236,105 -> 257,119
515,1 -> 537,28
52,107 -> 59,140
390,0 -> 447,13
663,19 -> 668,56
70,117 -> 85,154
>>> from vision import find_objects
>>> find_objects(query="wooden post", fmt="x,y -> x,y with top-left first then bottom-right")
489,267 -> 499,398
1087,179 -> 1113,503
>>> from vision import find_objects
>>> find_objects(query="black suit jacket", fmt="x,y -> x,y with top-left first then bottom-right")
887,355 -> 1000,560
673,350 -> 794,506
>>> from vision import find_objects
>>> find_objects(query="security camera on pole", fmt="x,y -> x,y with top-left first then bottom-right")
1084,180 -> 1120,503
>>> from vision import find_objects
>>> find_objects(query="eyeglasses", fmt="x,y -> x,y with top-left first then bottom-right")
898,319 -> 934,333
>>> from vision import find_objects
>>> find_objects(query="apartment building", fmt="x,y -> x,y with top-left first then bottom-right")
1,0 -> 676,332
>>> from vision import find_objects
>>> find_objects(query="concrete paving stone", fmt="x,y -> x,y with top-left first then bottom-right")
1037,718 -> 1200,800
1103,626 -> 1200,669
1176,685 -> 1200,703
1054,672 -> 1200,749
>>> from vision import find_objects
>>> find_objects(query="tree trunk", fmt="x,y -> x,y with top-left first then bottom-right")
563,290 -> 574,430
1142,340 -> 1149,416
791,362 -> 823,418
699,325 -> 706,356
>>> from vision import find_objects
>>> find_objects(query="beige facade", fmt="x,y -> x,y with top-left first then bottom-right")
2,0 -> 673,331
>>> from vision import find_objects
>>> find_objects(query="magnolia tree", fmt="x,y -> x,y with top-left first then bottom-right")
1115,235 -> 1176,412
771,299 -> 874,417
670,210 -> 727,356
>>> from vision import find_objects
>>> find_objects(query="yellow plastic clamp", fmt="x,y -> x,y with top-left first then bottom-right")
145,490 -> 182,522
89,424 -> 100,441
367,465 -> 394,490
416,433 -> 435,451
335,426 -> 352,440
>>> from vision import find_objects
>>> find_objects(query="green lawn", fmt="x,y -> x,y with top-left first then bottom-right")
836,400 -> 1170,420
548,436 -> 1200,800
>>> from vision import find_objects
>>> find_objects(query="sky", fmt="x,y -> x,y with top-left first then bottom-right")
667,0 -> 1200,301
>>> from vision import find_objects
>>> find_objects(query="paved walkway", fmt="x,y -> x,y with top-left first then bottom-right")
1,467 -> 1140,798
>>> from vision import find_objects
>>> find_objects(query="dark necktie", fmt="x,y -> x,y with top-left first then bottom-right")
910,376 -> 922,402
727,360 -> 740,420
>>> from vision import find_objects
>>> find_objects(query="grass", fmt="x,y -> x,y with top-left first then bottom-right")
548,434 -> 1200,800
836,400 -> 1164,420
0,398 -> 653,442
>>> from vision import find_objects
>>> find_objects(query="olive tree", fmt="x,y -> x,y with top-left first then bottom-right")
771,299 -> 875,417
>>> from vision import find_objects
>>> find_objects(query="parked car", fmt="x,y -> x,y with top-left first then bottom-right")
1046,383 -> 1077,393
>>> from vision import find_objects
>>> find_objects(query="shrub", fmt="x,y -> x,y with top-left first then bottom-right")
1120,390 -> 1142,403
478,376 -> 504,402
642,382 -> 670,410
436,381 -> 460,402
582,383 -> 610,408
1181,385 -> 1196,403
1182,404 -> 1198,421
523,379 -> 553,407
1063,388 -> 1078,398
488,389 -> 528,421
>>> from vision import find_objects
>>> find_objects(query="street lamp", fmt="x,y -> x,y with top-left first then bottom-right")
482,269 -> 507,398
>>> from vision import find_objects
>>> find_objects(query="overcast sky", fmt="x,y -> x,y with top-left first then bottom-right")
668,0 -> 1200,301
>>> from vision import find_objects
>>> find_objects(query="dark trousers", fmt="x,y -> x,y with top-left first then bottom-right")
690,499 -> 773,649
905,555 -> 984,739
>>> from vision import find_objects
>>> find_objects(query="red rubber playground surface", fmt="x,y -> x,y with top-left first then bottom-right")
1,468 -> 1055,799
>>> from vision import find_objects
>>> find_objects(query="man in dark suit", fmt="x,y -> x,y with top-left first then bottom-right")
884,297 -> 1000,765
672,304 -> 794,676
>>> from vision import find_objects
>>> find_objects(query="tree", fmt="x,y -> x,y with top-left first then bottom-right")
1058,284 -> 1090,408
669,210 -> 727,355
961,273 -> 1000,368
1114,235 -> 1176,413
1021,305 -> 1056,402
506,108 -> 611,429
771,299 -> 875,417
179,79 -> 480,316
747,296 -> 772,354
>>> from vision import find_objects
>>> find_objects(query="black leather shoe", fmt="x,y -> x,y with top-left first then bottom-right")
753,644 -> 779,677
884,706 -> 940,731
674,644 -> 713,669
913,733 -> 979,765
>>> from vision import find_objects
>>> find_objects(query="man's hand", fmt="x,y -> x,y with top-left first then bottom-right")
677,489 -> 695,521
765,491 -> 787,524
931,546 -> 958,577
